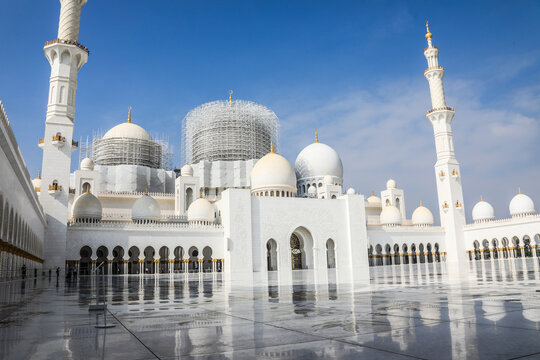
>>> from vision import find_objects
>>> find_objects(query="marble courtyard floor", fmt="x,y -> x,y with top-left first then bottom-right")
1,259 -> 540,359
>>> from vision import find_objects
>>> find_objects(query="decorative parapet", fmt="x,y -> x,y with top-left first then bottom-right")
44,39 -> 89,54
98,190 -> 174,199
464,213 -> 540,229
68,220 -> 222,230
424,66 -> 444,74
426,106 -> 454,115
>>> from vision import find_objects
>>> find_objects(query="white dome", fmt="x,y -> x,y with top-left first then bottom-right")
472,198 -> 495,223
367,192 -> 382,204
346,187 -> 356,195
380,204 -> 402,226
181,164 -> 193,177
412,204 -> 434,226
323,174 -> 333,185
132,194 -> 161,221
32,173 -> 41,191
386,178 -> 396,189
187,197 -> 215,223
103,122 -> 152,141
308,185 -> 317,197
295,142 -> 343,181
509,191 -> 535,217
72,192 -> 102,221
80,157 -> 94,171
251,151 -> 297,194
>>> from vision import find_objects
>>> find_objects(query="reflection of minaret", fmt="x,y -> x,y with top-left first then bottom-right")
423,21 -> 467,272
40,0 -> 89,271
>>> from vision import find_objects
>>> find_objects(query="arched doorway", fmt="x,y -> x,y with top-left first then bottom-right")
79,246 -> 92,275
188,246 -> 199,272
482,240 -> 490,260
185,188 -> 193,211
368,245 -> 374,267
385,244 -> 392,265
402,244 -> 409,264
473,240 -> 481,260
418,243 -> 425,263
411,244 -> 417,264
426,243 -> 433,263
96,246 -> 108,274
535,234 -> 540,257
112,246 -> 124,275
174,246 -> 184,272
492,239 -> 499,259
502,238 -> 509,258
159,246 -> 169,273
523,236 -> 532,257
326,239 -> 336,268
128,246 -> 140,274
266,239 -> 278,271
394,244 -> 400,265
143,246 -> 155,274
202,246 -> 213,272
512,236 -> 521,258
375,244 -> 383,266
289,227 -> 314,270
434,243 -> 441,262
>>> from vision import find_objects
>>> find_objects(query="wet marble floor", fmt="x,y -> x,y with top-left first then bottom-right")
1,258 -> 540,359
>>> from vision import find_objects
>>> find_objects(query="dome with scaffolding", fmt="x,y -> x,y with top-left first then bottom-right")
182,96 -> 279,164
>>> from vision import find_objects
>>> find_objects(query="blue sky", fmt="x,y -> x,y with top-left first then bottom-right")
1,0 -> 539,222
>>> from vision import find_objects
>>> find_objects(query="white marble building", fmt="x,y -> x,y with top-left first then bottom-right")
1,2 -> 539,283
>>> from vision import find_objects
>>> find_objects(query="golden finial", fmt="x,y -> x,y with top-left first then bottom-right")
127,106 -> 132,123
37,170 -> 41,179
480,195 -> 483,201
270,142 -> 275,154
518,187 -> 522,194
371,190 -> 375,196
420,200 -> 423,206
199,188 -> 203,198
425,20 -> 432,40
228,90 -> 233,106
315,129 -> 319,143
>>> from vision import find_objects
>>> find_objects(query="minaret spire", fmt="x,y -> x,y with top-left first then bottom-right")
423,21 -> 467,275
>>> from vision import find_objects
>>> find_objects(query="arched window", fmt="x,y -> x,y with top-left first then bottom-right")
482,240 -> 490,260
395,198 -> 400,209
82,182 -> 91,193
386,199 -> 391,206
185,188 -> 193,211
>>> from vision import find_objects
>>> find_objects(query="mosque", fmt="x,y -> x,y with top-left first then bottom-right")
0,0 -> 539,282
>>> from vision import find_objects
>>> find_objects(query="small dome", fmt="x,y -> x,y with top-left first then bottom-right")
386,178 -> 396,189
251,150 -> 297,194
132,194 -> 161,222
509,190 -> 535,217
32,172 -> 41,192
181,163 -> 193,177
346,187 -> 356,195
308,185 -> 317,197
80,157 -> 94,171
380,204 -> 402,226
412,203 -> 434,226
472,198 -> 495,223
295,142 -> 343,181
103,122 -> 152,141
367,192 -> 382,204
323,174 -> 334,185
72,192 -> 102,221
187,197 -> 215,223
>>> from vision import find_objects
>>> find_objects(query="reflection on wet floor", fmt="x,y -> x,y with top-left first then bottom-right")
1,258 -> 540,359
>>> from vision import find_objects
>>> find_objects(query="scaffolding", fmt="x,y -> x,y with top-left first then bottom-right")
182,100 -> 279,164
79,131 -> 174,170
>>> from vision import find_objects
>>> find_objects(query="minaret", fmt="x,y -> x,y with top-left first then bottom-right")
39,0 -> 89,272
423,21 -> 468,272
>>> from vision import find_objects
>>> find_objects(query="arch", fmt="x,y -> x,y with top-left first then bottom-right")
289,227 -> 314,270
482,239 -> 490,260
393,244 -> 400,265
128,246 -> 140,274
512,236 -> 521,258
185,187 -> 193,211
418,243 -> 425,263
188,246 -> 199,272
402,244 -> 409,264
368,245 -> 374,267
395,198 -> 400,209
434,243 -> 441,262
491,239 -> 499,259
202,246 -> 213,272
375,244 -> 383,266
143,246 -> 155,274
331,195 -> 337,199
82,182 -> 91,193
96,246 -> 109,274
411,243 -> 417,264
174,246 -> 184,272
326,239 -> 336,268
473,240 -> 481,260
112,246 -> 124,275
385,244 -> 392,265
523,235 -> 532,257
535,234 -> 540,257
266,239 -> 278,271
385,199 -> 391,206
502,237 -> 509,258
426,243 -> 433,263
60,50 -> 71,64
79,246 -> 92,275
159,246 -> 170,273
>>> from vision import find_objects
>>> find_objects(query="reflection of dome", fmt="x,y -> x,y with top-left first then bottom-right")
472,198 -> 495,223
522,301 -> 540,323
80,157 -> 94,171
412,203 -> 434,226
346,187 -> 356,195
251,148 -> 297,196
386,178 -> 396,189
103,122 -> 152,141
367,192 -> 381,204
32,172 -> 41,192
509,190 -> 535,217
72,192 -> 102,222
295,142 -> 343,181
308,185 -> 317,198
181,163 -> 193,177
132,193 -> 160,222
380,204 -> 402,226
187,198 -> 215,224
481,300 -> 506,323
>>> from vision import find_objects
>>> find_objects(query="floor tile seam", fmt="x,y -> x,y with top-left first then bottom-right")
332,337 -> 429,360
454,319 -> 540,333
508,350 -> 540,360
107,310 -> 161,359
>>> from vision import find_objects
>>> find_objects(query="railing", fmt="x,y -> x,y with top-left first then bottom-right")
426,107 -> 454,115
52,135 -> 66,142
98,190 -> 175,198
72,140 -> 78,147
44,39 -> 89,54
424,66 -> 444,74
69,188 -> 75,194
48,184 -> 62,191
101,210 -> 180,221
464,213 -> 540,228
68,221 -> 222,230
38,138 -> 44,144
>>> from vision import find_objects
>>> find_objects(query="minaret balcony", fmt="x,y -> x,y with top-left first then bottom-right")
451,169 -> 459,178
426,107 -> 454,115
438,170 -> 446,180
38,138 -> 45,149
48,184 -> 63,197
442,202 -> 449,212
51,135 -> 66,148
424,66 -> 444,74
71,140 -> 79,152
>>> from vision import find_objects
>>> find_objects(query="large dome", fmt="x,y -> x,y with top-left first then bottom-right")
509,190 -> 535,217
380,204 -> 402,226
295,142 -> 343,181
187,198 -> 215,224
72,192 -> 102,222
132,194 -> 161,222
412,203 -> 434,226
472,198 -> 495,223
183,99 -> 279,164
103,122 -> 152,141
251,149 -> 296,195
